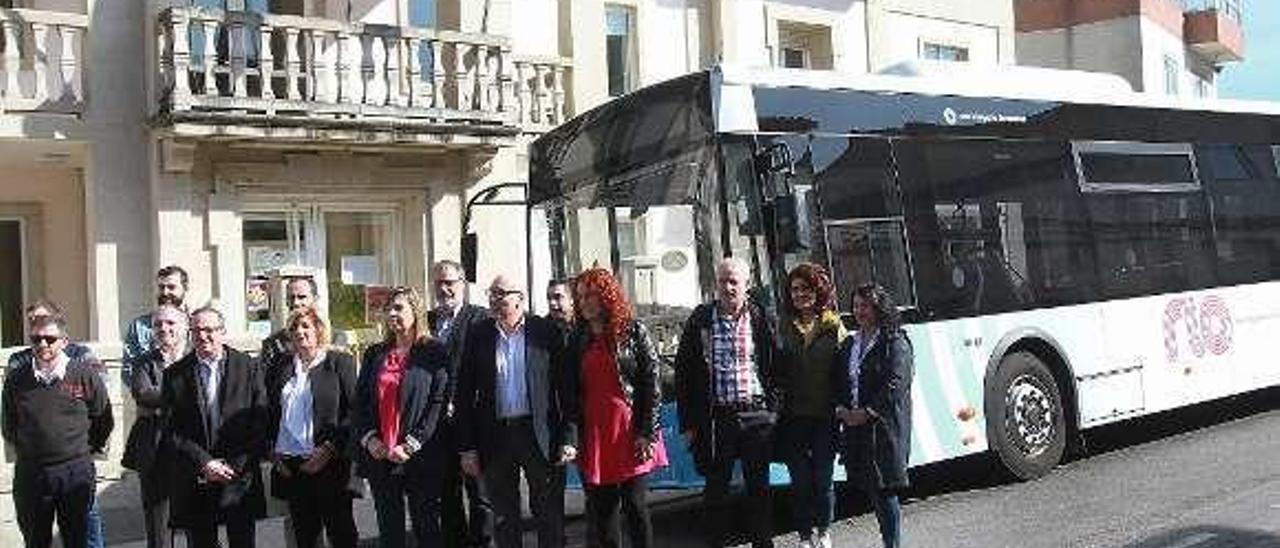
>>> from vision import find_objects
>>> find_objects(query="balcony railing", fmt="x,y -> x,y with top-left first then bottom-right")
0,9 -> 87,115
1180,0 -> 1242,23
155,7 -> 570,138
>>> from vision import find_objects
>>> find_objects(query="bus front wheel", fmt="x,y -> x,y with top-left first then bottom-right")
987,351 -> 1066,480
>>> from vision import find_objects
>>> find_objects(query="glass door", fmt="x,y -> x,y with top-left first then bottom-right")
322,210 -> 399,339
240,203 -> 401,341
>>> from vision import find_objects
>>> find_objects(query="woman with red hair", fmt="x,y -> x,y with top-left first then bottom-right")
563,268 -> 668,548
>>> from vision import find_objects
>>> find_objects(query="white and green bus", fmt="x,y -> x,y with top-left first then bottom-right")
524,63 -> 1280,484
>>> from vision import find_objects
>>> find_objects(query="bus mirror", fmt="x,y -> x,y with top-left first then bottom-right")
774,193 -> 810,252
461,233 -> 478,283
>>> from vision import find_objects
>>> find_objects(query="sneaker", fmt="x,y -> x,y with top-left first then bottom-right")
815,529 -> 832,548
798,536 -> 814,548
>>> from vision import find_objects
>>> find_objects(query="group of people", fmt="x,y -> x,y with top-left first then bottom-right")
0,256 -> 914,548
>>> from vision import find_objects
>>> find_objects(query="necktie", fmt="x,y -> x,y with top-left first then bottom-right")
203,361 -> 220,431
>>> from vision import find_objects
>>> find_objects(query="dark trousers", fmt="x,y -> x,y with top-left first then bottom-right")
369,465 -> 441,548
12,457 -> 95,548
703,409 -> 775,548
483,418 -> 564,548
138,467 -> 171,548
781,416 -> 836,537
441,420 -> 494,548
584,474 -> 653,548
186,504 -> 257,548
277,457 -> 358,548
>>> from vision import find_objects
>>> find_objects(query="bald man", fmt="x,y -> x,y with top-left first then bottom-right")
455,275 -> 573,548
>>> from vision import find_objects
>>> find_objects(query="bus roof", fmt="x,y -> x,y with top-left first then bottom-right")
715,62 -> 1280,119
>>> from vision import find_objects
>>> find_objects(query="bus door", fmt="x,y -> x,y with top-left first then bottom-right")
533,153 -> 719,489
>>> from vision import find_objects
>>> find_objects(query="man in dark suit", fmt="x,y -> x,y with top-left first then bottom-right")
164,306 -> 268,548
428,260 -> 493,548
259,276 -> 318,372
457,274 -> 574,548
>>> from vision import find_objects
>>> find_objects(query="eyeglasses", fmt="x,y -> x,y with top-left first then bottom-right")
30,335 -> 62,346
435,278 -> 464,287
488,289 -> 523,301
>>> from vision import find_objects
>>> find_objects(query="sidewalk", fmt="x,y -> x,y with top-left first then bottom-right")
103,476 -> 698,548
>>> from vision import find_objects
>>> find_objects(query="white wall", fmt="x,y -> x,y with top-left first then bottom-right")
875,9 -> 1004,69
763,0 -> 869,73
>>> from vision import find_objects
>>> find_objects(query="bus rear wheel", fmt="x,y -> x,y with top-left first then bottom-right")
987,351 -> 1066,480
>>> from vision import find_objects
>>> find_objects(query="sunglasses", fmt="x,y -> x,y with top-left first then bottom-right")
30,335 -> 62,346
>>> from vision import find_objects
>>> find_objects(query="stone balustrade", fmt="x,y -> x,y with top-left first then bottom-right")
0,8 -> 87,115
154,7 -> 571,135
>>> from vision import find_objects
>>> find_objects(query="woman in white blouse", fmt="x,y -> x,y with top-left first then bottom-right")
266,306 -> 360,548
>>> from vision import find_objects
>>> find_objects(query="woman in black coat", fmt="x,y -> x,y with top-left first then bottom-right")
833,283 -> 914,548
351,286 -> 450,548
265,306 -> 359,548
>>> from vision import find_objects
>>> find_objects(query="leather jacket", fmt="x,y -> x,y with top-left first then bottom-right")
564,319 -> 662,441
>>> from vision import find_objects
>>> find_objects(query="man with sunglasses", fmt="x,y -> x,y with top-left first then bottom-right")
456,275 -> 573,548
3,313 -> 114,548
6,300 -> 108,548
428,260 -> 493,548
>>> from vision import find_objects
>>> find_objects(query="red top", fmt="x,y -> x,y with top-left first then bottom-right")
578,338 -> 668,485
376,350 -> 408,449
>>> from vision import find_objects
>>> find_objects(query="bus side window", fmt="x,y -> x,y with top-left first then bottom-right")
1199,144 -> 1280,285
897,139 -> 1095,319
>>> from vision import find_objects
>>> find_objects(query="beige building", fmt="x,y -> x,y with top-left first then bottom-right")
0,0 -> 1016,543
1014,0 -> 1246,97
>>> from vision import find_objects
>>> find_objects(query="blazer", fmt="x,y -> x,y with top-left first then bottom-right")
563,320 -> 662,443
833,328 -> 914,491
456,315 -> 568,462
122,347 -> 186,475
350,339 -> 450,479
163,347 -> 268,524
265,349 -> 359,498
428,303 -> 490,403
673,301 -> 779,473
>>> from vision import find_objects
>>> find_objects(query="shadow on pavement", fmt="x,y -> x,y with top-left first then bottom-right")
1124,525 -> 1280,548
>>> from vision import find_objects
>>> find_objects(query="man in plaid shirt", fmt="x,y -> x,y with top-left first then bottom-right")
675,257 -> 779,548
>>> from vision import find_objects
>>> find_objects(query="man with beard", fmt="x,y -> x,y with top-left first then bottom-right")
124,265 -> 189,382
3,313 -> 114,548
428,260 -> 493,548
259,276 -> 318,372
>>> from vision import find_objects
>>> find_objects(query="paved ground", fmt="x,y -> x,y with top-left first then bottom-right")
101,387 -> 1280,547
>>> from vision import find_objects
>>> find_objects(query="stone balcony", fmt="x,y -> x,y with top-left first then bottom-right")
153,7 -> 571,147
1181,1 -> 1245,63
0,8 -> 87,116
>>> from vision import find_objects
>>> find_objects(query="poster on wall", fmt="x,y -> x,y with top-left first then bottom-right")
248,246 -> 291,277
365,285 -> 391,325
341,255 -> 380,285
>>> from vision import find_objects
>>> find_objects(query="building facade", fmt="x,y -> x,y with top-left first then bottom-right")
1015,0 -> 1246,97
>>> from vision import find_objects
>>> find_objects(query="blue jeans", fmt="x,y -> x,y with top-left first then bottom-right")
369,469 -> 441,548
86,497 -> 104,548
782,416 -> 835,537
869,492 -> 902,548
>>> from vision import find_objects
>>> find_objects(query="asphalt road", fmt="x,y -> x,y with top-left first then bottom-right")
105,388 -> 1280,547
646,387 -> 1280,548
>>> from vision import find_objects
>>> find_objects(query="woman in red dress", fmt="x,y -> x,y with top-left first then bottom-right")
563,268 -> 668,548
